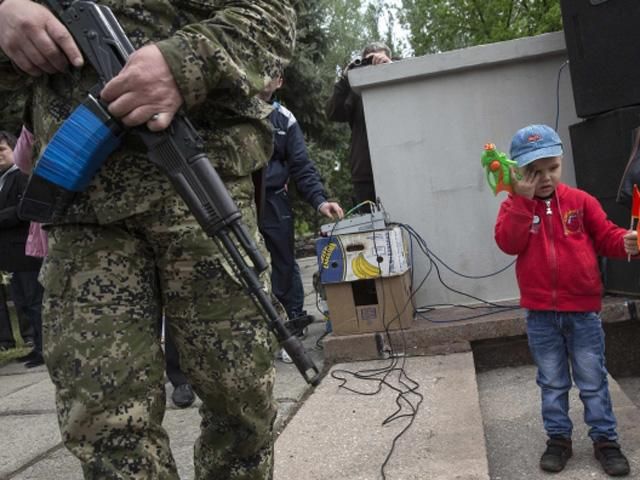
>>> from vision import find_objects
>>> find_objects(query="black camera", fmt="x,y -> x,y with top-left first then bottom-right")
348,56 -> 373,70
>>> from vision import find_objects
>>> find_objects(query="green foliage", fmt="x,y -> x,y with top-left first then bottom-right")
399,0 -> 562,55
280,0 -> 420,236
0,289 -> 30,367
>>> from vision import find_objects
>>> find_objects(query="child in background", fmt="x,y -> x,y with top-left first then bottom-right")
494,124 -> 638,477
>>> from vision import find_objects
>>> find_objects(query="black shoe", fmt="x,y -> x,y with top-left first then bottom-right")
594,439 -> 630,476
17,350 -> 39,363
285,314 -> 315,338
24,353 -> 44,368
23,338 -> 35,348
172,384 -> 195,408
540,437 -> 572,473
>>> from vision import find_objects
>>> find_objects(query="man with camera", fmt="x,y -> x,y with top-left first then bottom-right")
326,42 -> 392,211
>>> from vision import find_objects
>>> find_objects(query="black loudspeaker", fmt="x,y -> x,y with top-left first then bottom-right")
560,0 -> 640,118
569,106 -> 640,296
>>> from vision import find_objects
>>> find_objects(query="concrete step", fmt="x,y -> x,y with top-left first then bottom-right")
477,365 -> 640,479
274,352 -> 490,480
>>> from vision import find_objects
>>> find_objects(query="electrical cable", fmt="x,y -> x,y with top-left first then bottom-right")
330,357 -> 423,480
555,60 -> 570,132
315,199 -> 423,480
398,222 -> 520,322
314,207 -> 518,478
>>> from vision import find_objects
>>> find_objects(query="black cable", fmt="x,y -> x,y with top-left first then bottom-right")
400,223 -> 515,279
314,330 -> 329,349
316,213 -> 518,478
318,202 -> 423,480
398,223 -> 521,322
330,356 -> 423,480
555,60 -> 570,132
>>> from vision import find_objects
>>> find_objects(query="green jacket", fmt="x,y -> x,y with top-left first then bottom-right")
0,0 -> 296,224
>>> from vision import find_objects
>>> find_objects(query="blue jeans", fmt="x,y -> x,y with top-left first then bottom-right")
526,310 -> 617,441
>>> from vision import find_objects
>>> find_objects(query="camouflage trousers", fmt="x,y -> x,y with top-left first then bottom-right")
40,190 -> 277,480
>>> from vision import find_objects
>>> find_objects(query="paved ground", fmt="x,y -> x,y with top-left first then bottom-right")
274,352 -> 491,480
0,257 -> 326,480
478,366 -> 640,480
3,256 -> 640,480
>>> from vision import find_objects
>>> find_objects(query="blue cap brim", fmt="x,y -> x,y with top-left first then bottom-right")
515,145 -> 563,168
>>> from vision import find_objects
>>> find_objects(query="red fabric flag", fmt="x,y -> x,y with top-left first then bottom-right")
633,184 -> 640,220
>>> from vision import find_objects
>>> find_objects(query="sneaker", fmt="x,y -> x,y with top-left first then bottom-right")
171,384 -> 195,409
24,353 -> 45,368
540,437 -> 572,473
594,439 -> 630,476
278,348 -> 293,364
17,350 -> 39,363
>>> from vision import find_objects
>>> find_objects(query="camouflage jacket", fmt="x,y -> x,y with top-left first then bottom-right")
0,0 -> 296,224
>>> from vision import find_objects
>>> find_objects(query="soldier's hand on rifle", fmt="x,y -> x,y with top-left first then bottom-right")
0,0 -> 83,76
100,44 -> 184,132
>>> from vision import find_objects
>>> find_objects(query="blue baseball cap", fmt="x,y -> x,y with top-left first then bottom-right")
509,124 -> 563,168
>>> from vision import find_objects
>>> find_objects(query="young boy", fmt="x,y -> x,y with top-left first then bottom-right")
494,124 -> 638,476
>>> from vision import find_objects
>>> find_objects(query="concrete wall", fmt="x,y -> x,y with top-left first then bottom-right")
348,31 -> 579,307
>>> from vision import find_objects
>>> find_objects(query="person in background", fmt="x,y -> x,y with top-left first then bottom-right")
494,124 -> 637,477
326,42 -> 392,211
164,324 -> 196,408
0,277 -> 17,351
257,72 -> 343,352
12,125 -> 47,259
156,310 -> 196,409
0,129 -> 43,367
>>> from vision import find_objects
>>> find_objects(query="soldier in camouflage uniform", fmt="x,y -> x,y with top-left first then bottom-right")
0,1 -> 296,478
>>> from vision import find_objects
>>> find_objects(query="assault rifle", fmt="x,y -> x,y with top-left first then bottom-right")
20,0 -> 321,385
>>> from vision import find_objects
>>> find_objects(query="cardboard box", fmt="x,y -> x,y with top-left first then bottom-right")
316,225 -> 409,284
325,269 -> 414,336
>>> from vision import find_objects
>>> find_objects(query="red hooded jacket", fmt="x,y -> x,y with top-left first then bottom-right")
495,183 -> 628,312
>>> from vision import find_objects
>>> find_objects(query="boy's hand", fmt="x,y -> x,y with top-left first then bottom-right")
623,230 -> 639,256
510,167 -> 538,199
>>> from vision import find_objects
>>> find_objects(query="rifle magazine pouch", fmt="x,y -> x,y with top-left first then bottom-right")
18,96 -> 123,223
18,173 -> 76,223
